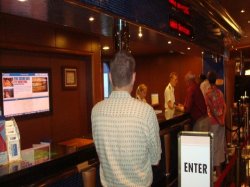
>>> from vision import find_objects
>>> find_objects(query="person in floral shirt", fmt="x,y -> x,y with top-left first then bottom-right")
205,71 -> 227,180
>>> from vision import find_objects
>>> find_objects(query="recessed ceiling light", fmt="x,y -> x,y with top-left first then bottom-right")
89,16 -> 95,22
248,20 -> 250,24
18,0 -> 27,1
168,41 -> 172,44
102,46 -> 110,50
187,47 -> 191,50
241,9 -> 245,13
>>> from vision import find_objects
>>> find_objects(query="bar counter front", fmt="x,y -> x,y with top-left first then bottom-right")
0,110 -> 191,186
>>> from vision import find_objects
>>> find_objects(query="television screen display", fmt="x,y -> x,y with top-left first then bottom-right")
1,69 -> 52,118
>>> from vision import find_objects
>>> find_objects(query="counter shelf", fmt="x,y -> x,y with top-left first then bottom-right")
0,138 -> 96,186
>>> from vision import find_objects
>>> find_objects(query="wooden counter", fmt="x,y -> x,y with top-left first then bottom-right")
0,111 -> 190,186
153,110 -> 191,185
0,139 -> 97,186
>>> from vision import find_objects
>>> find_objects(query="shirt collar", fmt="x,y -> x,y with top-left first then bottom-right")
110,91 -> 132,98
168,83 -> 174,90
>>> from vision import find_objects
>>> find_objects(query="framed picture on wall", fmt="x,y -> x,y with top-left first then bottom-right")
62,67 -> 77,89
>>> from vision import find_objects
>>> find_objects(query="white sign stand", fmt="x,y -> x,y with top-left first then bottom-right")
178,131 -> 213,187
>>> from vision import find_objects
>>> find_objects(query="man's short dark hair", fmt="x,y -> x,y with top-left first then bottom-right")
169,72 -> 178,80
199,73 -> 206,82
207,71 -> 217,85
110,50 -> 136,87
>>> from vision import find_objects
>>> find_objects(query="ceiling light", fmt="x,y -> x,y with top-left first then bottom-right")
138,27 -> 143,38
89,16 -> 95,22
168,41 -> 172,44
248,20 -> 250,24
187,47 -> 191,50
102,46 -> 110,50
201,51 -> 204,54
240,9 -> 245,13
18,0 -> 27,1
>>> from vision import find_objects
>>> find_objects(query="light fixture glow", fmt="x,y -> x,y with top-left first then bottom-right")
102,46 -> 110,50
18,0 -> 27,1
89,16 -> 95,22
241,9 -> 245,13
187,47 -> 191,50
245,69 -> 250,75
138,27 -> 143,38
168,41 -> 172,44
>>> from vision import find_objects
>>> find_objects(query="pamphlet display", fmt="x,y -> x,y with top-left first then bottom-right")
0,117 -> 21,165
5,118 -> 21,162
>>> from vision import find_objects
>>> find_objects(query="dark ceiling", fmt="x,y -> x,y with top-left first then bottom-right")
0,0 -> 249,58
218,0 -> 250,58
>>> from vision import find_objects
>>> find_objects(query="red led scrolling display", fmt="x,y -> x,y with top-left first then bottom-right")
169,18 -> 191,36
169,0 -> 190,15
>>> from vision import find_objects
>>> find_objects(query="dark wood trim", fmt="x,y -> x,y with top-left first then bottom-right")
0,42 -> 93,56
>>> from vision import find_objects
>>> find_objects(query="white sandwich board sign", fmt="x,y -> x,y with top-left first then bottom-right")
178,131 -> 213,187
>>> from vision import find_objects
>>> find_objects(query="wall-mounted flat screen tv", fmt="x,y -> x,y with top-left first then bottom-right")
0,68 -> 52,118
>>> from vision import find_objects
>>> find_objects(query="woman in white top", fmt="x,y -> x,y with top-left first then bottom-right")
136,84 -> 148,103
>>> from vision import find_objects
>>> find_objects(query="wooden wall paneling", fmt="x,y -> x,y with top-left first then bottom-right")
0,50 -> 93,148
0,50 -> 54,148
0,14 -> 103,148
90,39 -> 103,105
2,14 -> 55,48
50,54 -> 89,143
55,29 -> 93,52
134,54 -> 202,110
0,14 -> 5,42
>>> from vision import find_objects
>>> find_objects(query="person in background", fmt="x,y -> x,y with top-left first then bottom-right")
91,50 -> 162,187
164,72 -> 178,111
200,73 -> 210,97
178,71 -> 210,131
198,73 -> 206,85
205,71 -> 226,179
136,83 -> 148,103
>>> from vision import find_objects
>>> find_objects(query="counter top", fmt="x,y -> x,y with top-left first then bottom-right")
0,138 -> 96,186
156,110 -> 190,130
